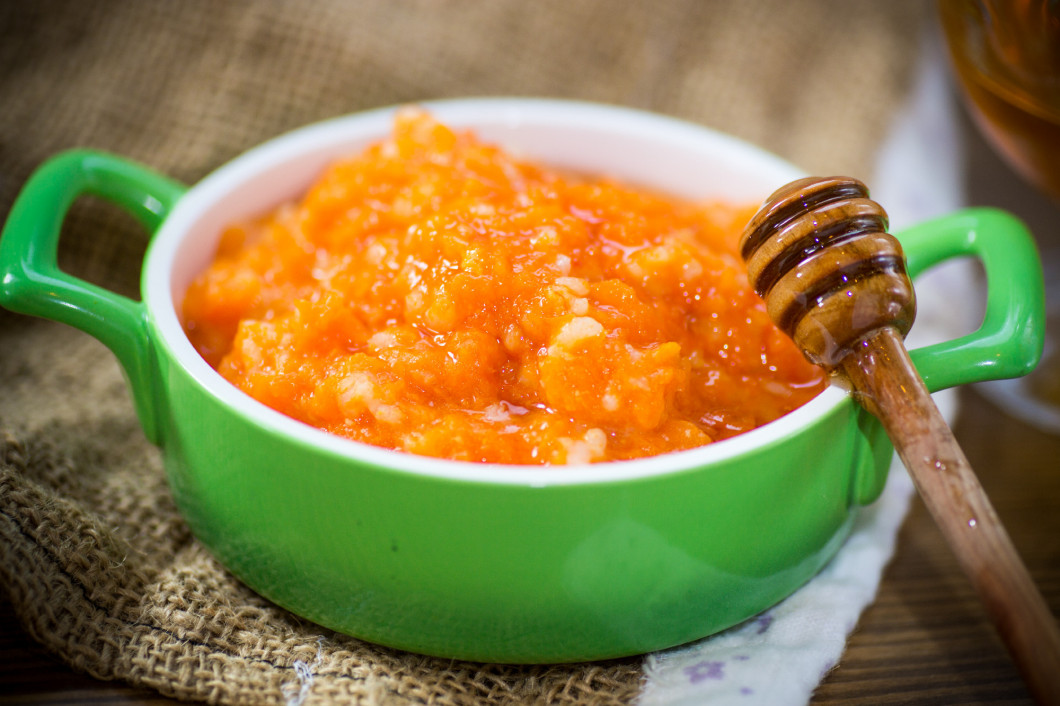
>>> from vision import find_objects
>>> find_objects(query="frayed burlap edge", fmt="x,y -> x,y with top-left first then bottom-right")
1,402 -> 642,705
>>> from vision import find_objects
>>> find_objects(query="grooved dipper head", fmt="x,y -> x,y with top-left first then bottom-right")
739,176 -> 916,368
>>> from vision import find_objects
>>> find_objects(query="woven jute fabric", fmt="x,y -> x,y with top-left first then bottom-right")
0,1 -> 925,703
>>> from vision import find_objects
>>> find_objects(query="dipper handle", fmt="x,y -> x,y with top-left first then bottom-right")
741,176 -> 1060,705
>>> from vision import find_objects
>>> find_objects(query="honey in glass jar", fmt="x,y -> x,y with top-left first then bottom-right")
939,0 -> 1060,198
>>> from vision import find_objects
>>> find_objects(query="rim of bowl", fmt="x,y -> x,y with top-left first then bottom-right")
145,97 -> 848,487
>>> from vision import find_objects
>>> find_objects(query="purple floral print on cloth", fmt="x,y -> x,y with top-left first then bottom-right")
683,660 -> 724,684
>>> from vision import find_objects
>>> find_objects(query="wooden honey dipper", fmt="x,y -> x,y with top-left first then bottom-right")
741,176 -> 1060,704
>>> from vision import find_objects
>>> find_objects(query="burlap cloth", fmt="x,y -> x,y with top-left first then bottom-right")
0,2 -> 927,703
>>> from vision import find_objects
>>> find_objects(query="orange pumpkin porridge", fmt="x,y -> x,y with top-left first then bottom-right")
181,109 -> 827,464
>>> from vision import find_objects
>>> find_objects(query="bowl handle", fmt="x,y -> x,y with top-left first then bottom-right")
899,207 -> 1045,392
0,150 -> 187,444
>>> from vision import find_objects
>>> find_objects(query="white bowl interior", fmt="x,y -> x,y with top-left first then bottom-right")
145,98 -> 847,485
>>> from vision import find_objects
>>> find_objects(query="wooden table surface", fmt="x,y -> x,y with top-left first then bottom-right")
2,107 -> 1058,706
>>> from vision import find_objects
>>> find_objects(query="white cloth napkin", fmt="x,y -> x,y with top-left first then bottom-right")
638,26 -> 975,705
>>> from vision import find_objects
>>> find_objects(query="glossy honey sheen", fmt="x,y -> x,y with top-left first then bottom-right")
182,110 -> 826,464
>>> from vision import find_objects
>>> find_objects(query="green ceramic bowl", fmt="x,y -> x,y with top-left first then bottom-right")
0,99 -> 1044,663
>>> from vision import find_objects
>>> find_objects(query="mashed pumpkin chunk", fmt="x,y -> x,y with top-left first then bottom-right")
181,109 -> 827,465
